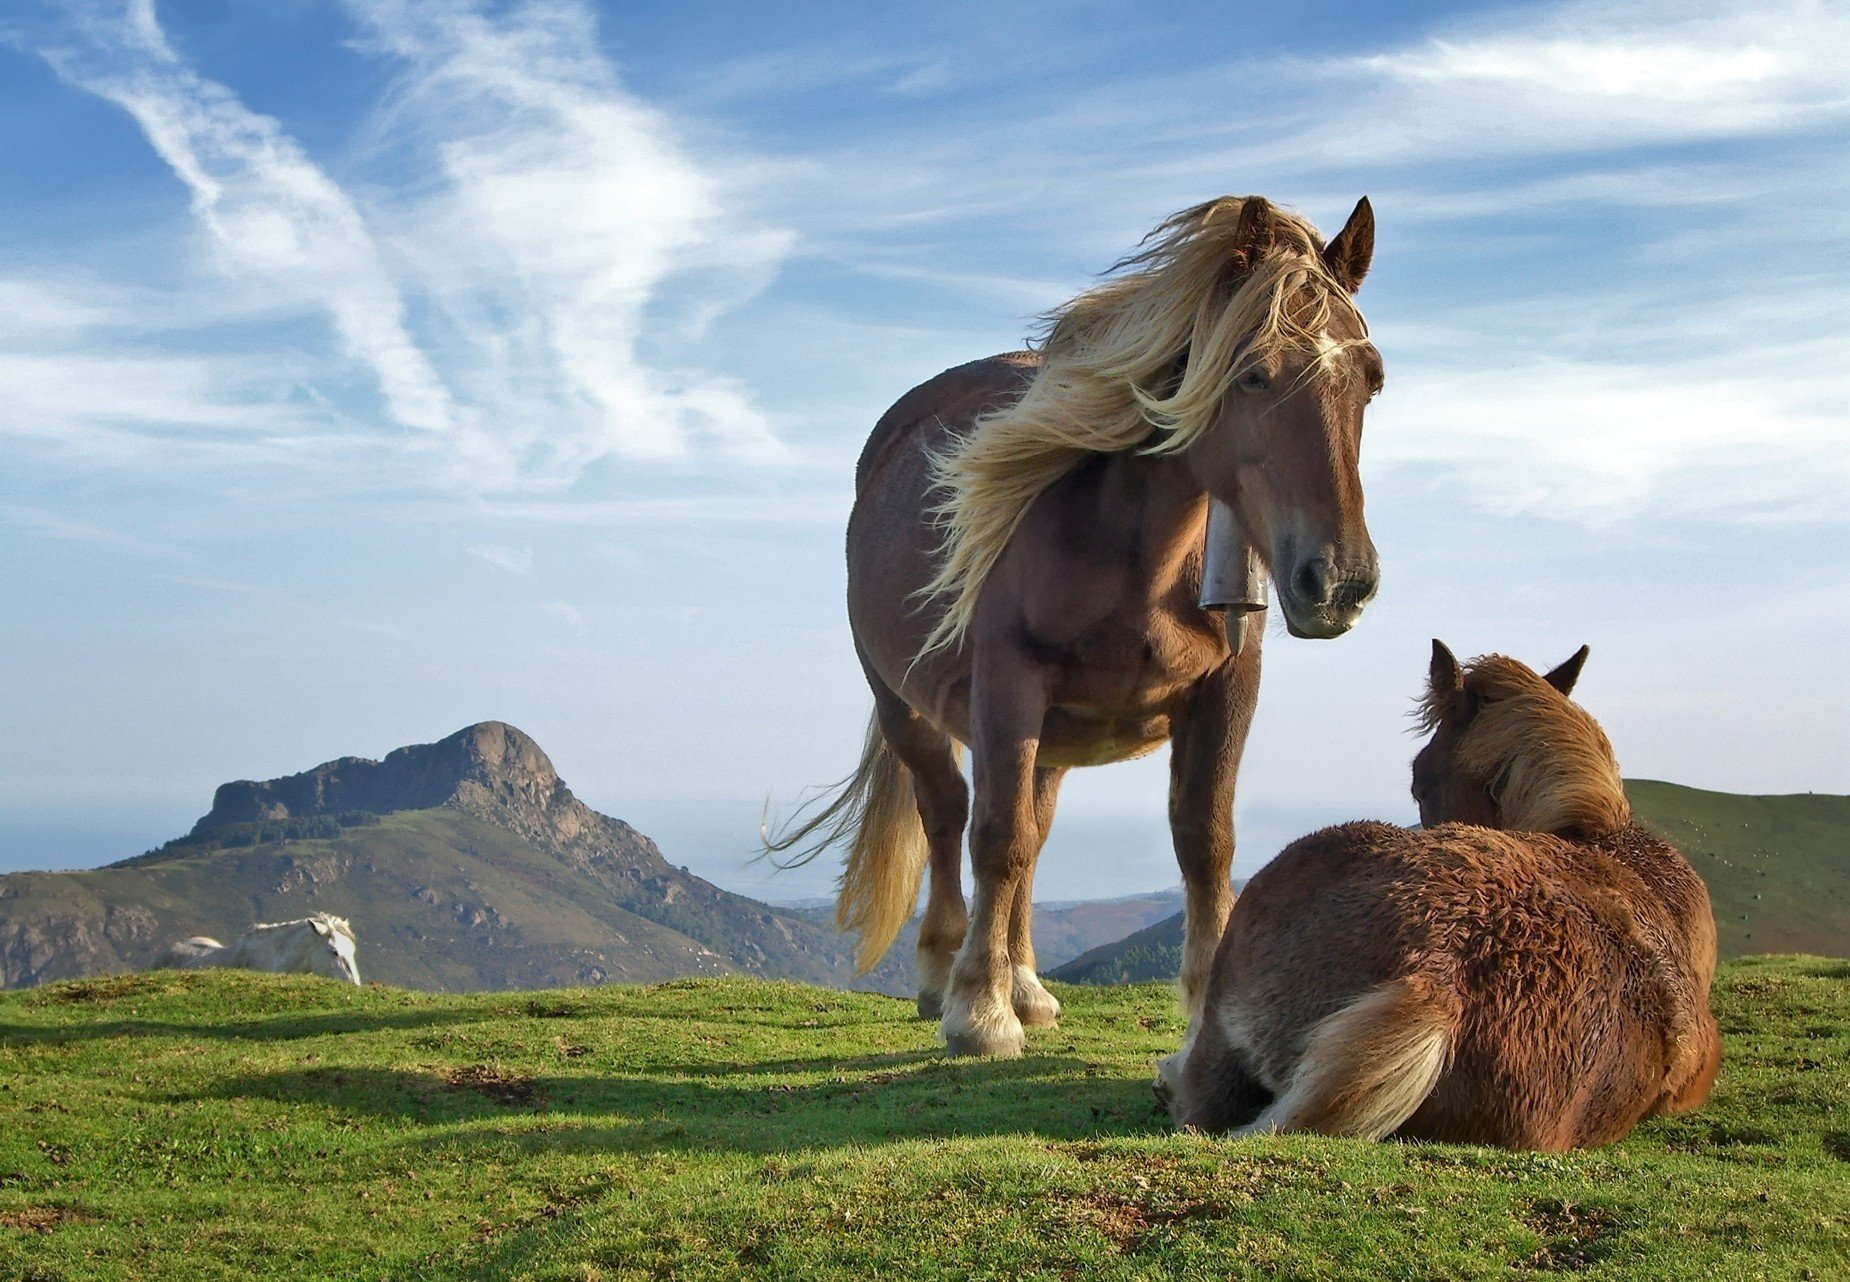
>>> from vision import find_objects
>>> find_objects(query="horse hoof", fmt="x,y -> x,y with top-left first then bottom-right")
941,1003 -> 1026,1057
1016,1003 -> 1060,1028
1011,966 -> 1061,1027
944,1026 -> 1026,1058
916,991 -> 945,1021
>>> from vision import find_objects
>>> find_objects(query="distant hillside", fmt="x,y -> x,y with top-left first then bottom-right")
0,723 -> 894,992
1050,781 -> 1849,984
0,723 -> 1184,994
784,889 -> 1183,986
1626,779 -> 1848,958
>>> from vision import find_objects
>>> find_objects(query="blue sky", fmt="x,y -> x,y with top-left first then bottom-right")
2,0 -> 1846,901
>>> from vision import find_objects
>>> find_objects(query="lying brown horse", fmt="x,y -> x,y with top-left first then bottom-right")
770,195 -> 1384,1056
1159,643 -> 1721,1148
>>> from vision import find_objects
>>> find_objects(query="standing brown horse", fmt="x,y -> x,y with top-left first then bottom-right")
1158,643 -> 1721,1148
770,195 -> 1385,1056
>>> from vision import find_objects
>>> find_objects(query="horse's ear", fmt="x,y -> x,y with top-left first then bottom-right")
1543,645 -> 1590,697
1429,638 -> 1463,697
311,918 -> 331,937
1323,197 -> 1374,293
1230,196 -> 1276,269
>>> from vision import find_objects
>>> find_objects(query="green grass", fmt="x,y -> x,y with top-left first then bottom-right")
2,959 -> 1846,1280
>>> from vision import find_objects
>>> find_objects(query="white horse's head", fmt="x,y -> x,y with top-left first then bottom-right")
302,915 -> 362,985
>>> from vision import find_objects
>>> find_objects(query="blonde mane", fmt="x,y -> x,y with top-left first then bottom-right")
1422,656 -> 1631,837
916,196 -> 1367,657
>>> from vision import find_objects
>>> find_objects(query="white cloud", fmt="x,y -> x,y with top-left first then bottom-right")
1371,348 -> 1850,524
1336,2 -> 1850,155
347,0 -> 792,476
37,0 -> 458,439
469,544 -> 533,576
541,600 -> 586,629
19,0 -> 791,492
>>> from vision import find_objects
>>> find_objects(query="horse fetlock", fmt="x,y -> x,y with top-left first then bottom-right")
1010,964 -> 1061,1027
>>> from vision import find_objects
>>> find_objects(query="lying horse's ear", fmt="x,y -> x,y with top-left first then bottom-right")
311,918 -> 332,937
1543,645 -> 1590,697
1429,638 -> 1463,698
1230,196 -> 1276,270
1323,197 -> 1374,293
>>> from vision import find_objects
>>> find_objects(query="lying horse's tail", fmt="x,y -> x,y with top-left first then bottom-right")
763,713 -> 932,974
1261,975 -> 1459,1140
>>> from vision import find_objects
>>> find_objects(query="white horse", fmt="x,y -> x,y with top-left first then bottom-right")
154,913 -> 361,985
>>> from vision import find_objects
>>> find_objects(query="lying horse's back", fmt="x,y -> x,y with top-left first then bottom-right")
1186,819 -> 1717,1148
1165,644 -> 1720,1150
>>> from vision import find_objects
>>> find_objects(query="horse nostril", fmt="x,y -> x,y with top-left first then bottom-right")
1293,557 -> 1332,605
1337,568 -> 1380,610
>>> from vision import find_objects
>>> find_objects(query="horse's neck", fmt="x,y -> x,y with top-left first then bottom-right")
1088,449 -> 1211,592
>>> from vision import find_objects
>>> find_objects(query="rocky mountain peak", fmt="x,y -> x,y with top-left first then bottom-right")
193,721 -> 569,834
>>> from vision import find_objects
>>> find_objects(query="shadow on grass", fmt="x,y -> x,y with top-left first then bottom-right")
0,1006 -> 496,1047
187,1047 -> 1170,1155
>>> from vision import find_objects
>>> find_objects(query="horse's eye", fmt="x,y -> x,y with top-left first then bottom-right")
1236,368 -> 1271,393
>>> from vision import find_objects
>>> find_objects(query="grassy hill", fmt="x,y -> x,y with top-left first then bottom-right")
1626,780 -> 1849,958
1052,781 -> 1849,985
1,958 -> 1844,1279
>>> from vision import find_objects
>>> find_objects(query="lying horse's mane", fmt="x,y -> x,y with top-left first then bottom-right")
1421,655 -> 1631,838
916,196 -> 1367,657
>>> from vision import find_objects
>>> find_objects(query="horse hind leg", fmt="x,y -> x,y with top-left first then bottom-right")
1006,765 -> 1066,1028
869,688 -> 970,1021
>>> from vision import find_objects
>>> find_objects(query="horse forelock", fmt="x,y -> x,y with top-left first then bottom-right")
1450,655 -> 1631,837
913,196 -> 1368,659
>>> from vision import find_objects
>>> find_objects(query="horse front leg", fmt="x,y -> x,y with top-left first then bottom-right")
941,670 -> 1046,1058
1169,641 -> 1261,1024
1007,765 -> 1067,1028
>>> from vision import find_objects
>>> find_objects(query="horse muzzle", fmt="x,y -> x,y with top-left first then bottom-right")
1277,551 -> 1378,639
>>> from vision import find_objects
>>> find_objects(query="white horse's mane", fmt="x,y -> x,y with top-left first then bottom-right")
248,912 -> 355,941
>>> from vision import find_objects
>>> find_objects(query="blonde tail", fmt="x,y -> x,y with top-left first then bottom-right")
762,714 -> 932,973
1247,976 -> 1457,1140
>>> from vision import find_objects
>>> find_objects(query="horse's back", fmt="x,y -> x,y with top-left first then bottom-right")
854,352 -> 1039,496
848,353 -> 1040,702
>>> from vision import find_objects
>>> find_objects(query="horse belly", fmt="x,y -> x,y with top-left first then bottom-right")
1038,708 -> 1172,766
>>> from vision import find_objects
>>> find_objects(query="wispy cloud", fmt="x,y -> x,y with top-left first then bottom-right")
1325,2 -> 1850,161
541,600 -> 586,629
468,544 -> 533,576
347,0 -> 791,475
1370,348 -> 1850,525
16,0 -> 790,491
35,0 -> 456,438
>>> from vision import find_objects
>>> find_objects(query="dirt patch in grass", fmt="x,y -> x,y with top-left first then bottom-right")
522,999 -> 590,1020
28,974 -> 171,1006
1062,1187 -> 1226,1254
1514,1197 -> 1622,1272
441,1064 -> 542,1107
0,1206 -> 90,1233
